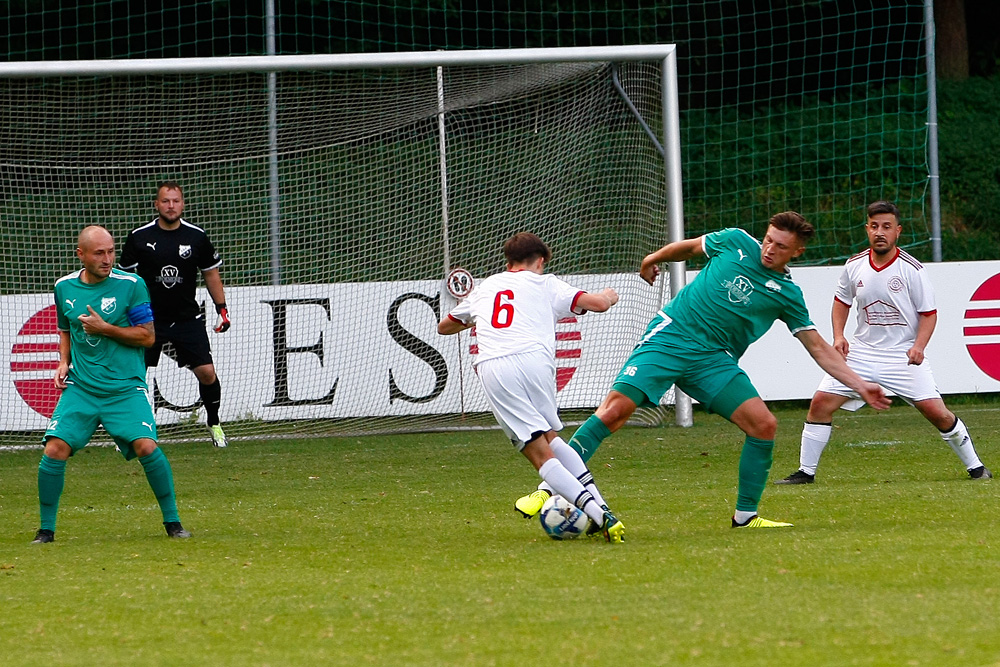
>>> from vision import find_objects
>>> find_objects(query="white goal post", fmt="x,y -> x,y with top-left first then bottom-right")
0,45 -> 690,446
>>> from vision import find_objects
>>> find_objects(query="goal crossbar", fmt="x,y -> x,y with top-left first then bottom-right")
0,45 -> 677,77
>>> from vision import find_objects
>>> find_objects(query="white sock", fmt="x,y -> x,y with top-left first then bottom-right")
538,458 -> 605,524
549,437 -> 608,507
799,422 -> 832,476
940,418 -> 983,470
733,510 -> 756,524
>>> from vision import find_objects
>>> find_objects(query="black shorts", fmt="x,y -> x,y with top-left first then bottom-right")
147,316 -> 214,370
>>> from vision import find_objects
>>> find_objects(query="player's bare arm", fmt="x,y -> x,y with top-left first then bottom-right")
908,311 -> 937,365
830,299 -> 851,358
78,307 -> 155,347
639,236 -> 704,285
575,288 -> 619,313
795,329 -> 890,410
53,330 -> 71,389
438,315 -> 472,336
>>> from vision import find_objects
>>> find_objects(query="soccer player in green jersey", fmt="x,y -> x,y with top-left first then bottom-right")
32,226 -> 190,543
514,211 -> 891,528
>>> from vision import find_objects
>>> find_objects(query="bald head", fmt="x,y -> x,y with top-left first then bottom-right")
78,225 -> 113,251
76,226 -> 116,283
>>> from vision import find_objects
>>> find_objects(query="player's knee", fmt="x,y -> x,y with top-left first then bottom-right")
132,438 -> 158,458
42,437 -> 71,460
747,411 -> 778,440
807,391 -> 841,422
598,394 -> 636,432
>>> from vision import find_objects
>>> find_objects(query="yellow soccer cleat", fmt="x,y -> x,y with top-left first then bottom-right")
209,424 -> 229,448
600,511 -> 625,544
731,514 -> 793,528
514,489 -> 551,518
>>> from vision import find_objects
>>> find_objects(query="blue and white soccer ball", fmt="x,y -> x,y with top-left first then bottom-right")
538,495 -> 589,540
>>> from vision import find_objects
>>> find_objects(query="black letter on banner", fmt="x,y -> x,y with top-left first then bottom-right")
264,298 -> 338,406
387,292 -> 447,404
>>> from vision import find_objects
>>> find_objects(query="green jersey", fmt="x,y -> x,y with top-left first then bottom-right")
54,268 -> 153,396
646,228 -> 815,358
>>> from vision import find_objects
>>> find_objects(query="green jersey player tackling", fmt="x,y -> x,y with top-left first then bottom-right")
32,226 -> 190,543
515,212 -> 890,527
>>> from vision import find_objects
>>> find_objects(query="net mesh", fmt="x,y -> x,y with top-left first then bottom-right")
0,59 -> 673,445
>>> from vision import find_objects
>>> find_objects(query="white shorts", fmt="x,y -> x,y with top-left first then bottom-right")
816,347 -> 941,411
476,352 -> 562,450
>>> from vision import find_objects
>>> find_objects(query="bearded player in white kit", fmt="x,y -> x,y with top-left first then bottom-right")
777,201 -> 992,484
438,232 -> 625,543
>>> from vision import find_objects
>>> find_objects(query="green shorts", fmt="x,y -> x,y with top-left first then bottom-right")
612,338 -> 759,419
44,383 -> 157,460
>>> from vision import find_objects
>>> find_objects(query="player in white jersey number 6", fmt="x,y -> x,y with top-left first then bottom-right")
776,201 -> 991,484
438,232 -> 626,543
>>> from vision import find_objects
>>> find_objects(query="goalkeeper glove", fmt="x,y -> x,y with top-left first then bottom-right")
214,302 -> 231,333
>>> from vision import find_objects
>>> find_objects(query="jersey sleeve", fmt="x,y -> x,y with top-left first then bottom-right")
779,287 -> 815,334
701,228 -> 736,258
118,231 -> 138,270
199,233 -> 223,271
447,296 -> 473,325
832,264 -> 855,306
548,276 -> 586,318
124,276 -> 153,326
910,267 -> 936,314
54,283 -> 69,332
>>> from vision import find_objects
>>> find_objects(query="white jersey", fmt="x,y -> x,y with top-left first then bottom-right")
447,270 -> 584,366
835,247 -> 935,356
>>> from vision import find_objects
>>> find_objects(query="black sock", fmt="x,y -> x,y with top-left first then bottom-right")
200,378 -> 222,426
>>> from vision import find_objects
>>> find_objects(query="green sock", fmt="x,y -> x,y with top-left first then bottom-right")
38,455 -> 66,532
568,414 -> 612,464
139,448 -> 180,524
736,436 -> 775,513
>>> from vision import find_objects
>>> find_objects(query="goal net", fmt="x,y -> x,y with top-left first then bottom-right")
0,47 -> 682,446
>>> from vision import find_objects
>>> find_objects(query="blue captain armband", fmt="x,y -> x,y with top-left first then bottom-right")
127,303 -> 154,326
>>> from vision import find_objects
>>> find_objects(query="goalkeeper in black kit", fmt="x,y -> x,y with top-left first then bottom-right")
119,181 -> 232,448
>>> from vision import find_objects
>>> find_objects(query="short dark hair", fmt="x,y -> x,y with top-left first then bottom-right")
156,180 -> 183,196
503,232 -> 552,265
866,200 -> 901,223
768,211 -> 815,243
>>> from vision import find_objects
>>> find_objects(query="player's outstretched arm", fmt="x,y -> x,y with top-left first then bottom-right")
639,237 -> 704,285
575,288 -> 618,313
795,329 -> 890,410
438,314 -> 472,335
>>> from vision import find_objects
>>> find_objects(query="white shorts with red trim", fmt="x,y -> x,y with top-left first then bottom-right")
476,351 -> 561,450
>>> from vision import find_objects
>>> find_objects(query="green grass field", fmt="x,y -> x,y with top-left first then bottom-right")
2,401 -> 999,666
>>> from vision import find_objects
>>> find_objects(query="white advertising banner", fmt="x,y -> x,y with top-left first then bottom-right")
3,261 -> 1000,432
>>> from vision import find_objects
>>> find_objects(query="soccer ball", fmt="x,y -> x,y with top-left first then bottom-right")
538,495 -> 589,540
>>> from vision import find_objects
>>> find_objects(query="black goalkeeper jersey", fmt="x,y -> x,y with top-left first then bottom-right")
119,218 -> 223,324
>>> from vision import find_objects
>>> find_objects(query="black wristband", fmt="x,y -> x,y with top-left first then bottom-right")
215,302 -> 227,314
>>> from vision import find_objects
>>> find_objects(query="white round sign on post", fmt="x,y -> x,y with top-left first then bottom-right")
445,268 -> 474,299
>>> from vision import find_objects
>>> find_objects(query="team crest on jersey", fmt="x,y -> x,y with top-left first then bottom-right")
887,276 -> 905,293
764,279 -> 782,293
179,244 -> 192,259
722,275 -> 753,305
159,265 -> 181,289
101,296 -> 117,314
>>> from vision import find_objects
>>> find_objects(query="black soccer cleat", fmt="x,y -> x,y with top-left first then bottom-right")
31,529 -> 55,544
164,522 -> 192,538
774,470 -> 815,485
968,466 -> 993,480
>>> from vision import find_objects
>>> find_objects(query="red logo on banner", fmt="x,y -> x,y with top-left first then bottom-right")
964,272 -> 1000,382
11,305 -> 62,417
468,316 -> 581,391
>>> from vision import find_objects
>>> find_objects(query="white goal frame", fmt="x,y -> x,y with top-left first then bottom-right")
0,45 -> 692,431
